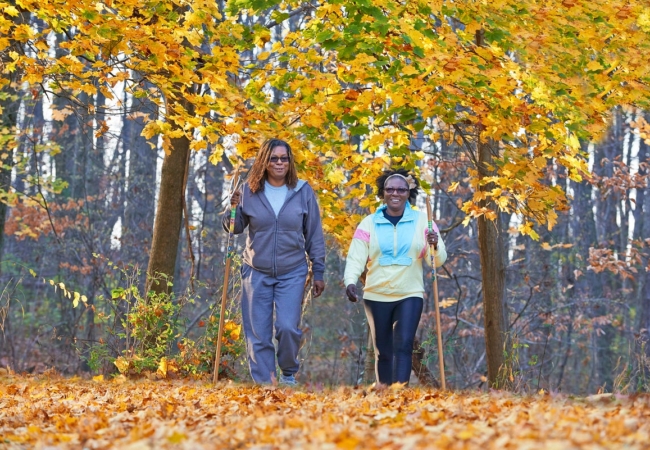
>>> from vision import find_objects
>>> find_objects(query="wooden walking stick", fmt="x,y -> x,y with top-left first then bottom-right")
426,196 -> 446,390
213,168 -> 240,383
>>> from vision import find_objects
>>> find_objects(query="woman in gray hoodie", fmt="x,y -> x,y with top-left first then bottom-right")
224,138 -> 326,385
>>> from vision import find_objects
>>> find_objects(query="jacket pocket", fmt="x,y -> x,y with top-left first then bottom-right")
275,230 -> 305,270
247,230 -> 274,272
366,266 -> 403,294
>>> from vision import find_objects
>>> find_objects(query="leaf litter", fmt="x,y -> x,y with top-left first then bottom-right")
0,373 -> 649,449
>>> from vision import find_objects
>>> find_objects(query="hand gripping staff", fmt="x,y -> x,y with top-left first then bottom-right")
213,168 -> 240,383
426,196 -> 447,390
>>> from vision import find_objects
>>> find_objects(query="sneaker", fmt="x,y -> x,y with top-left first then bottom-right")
279,373 -> 297,386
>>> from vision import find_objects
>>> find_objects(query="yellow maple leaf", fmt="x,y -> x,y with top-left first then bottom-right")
157,357 -> 168,378
114,356 -> 130,374
167,431 -> 187,444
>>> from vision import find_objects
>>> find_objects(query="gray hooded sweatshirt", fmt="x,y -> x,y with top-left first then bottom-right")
222,180 -> 326,281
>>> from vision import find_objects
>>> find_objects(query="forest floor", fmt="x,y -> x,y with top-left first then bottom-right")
0,371 -> 649,449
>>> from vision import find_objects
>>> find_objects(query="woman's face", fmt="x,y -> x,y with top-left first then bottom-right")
383,176 -> 410,214
266,145 -> 290,183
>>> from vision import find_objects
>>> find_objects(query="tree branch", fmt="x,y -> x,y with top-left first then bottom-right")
264,2 -> 320,29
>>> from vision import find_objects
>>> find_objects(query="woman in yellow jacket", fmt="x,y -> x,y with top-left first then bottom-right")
344,169 -> 447,385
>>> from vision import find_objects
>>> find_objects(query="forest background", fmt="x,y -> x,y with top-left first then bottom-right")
0,0 -> 649,395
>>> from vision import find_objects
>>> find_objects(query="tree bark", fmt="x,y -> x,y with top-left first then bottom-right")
472,29 -> 509,388
477,137 -> 509,388
122,90 -> 157,269
639,114 -> 650,357
0,5 -> 29,271
632,113 -> 646,243
86,90 -> 106,200
52,33 -> 86,201
145,96 -> 193,294
593,110 -> 625,391
0,89 -> 18,272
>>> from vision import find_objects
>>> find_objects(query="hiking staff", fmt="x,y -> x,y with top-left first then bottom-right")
213,167 -> 240,383
426,195 -> 446,390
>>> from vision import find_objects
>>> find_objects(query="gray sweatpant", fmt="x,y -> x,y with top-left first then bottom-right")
240,263 -> 307,383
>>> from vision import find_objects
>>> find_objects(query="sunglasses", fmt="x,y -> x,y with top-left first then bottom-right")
385,187 -> 409,195
269,156 -> 290,163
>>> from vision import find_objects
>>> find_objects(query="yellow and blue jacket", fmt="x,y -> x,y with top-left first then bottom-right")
344,205 -> 447,302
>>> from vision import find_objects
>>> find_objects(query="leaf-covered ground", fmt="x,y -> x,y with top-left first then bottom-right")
1,373 -> 649,449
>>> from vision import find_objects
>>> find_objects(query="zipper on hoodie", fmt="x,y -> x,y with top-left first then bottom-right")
272,187 -> 300,278
273,217 -> 278,278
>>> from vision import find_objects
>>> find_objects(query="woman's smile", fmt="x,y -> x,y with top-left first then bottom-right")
383,180 -> 409,215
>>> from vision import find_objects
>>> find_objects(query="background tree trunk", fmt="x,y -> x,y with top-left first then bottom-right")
477,137 -> 509,388
122,89 -> 157,270
639,115 -> 650,357
145,97 -> 193,294
0,5 -> 29,271
473,29 -> 509,388
0,87 -> 18,271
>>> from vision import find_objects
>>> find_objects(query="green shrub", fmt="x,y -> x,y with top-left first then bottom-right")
78,256 -> 244,379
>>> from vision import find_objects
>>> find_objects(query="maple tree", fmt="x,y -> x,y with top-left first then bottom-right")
1,0 -> 650,388
231,0 -> 650,386
1,0 -> 260,293
1,0 -> 648,228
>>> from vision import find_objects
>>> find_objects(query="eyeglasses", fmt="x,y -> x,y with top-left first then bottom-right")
385,187 -> 409,195
269,156 -> 290,163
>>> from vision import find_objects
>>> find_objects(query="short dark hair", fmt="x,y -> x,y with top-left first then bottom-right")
376,168 -> 419,205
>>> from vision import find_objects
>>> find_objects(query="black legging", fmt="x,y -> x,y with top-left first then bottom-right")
363,297 -> 423,384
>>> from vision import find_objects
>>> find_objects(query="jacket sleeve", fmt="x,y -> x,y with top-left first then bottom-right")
221,185 -> 248,234
303,185 -> 326,281
344,219 -> 370,287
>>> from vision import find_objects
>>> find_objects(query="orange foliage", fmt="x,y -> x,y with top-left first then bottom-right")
588,241 -> 648,281
4,199 -> 89,241
0,372 -> 649,448
59,261 -> 93,276
592,158 -> 649,199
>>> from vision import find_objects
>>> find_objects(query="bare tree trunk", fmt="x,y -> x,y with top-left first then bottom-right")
641,272 -> 650,357
0,92 -> 18,271
0,4 -> 29,271
84,90 -> 109,360
122,89 -> 157,270
555,307 -> 574,391
52,34 -> 86,201
86,90 -> 106,200
639,116 -> 650,357
472,29 -> 509,388
145,96 -> 193,294
477,137 -> 509,388
193,152 -> 225,283
632,113 -> 647,243
592,110 -> 626,391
